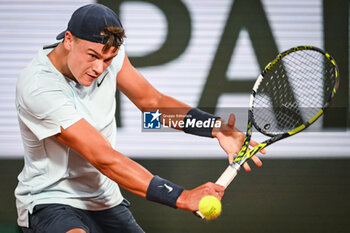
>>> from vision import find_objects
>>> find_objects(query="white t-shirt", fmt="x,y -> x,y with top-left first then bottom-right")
15,44 -> 126,227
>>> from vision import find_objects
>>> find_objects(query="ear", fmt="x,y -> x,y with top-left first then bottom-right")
63,31 -> 74,50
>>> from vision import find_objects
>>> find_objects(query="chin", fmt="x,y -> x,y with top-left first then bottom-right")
80,81 -> 94,87
76,76 -> 95,87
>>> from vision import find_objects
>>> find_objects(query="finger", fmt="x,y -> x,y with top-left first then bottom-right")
243,162 -> 251,172
205,182 -> 225,191
228,153 -> 234,164
227,113 -> 236,128
251,155 -> 262,167
202,183 -> 225,200
213,185 -> 225,200
216,191 -> 224,200
249,140 -> 266,154
213,184 -> 226,192
249,139 -> 259,147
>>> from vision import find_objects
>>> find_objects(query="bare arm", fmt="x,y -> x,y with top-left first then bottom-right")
117,54 -> 191,129
55,118 -> 153,197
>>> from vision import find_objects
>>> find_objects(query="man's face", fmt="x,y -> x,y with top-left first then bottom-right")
66,36 -> 119,86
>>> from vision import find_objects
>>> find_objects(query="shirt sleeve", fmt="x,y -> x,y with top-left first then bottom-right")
18,76 -> 82,140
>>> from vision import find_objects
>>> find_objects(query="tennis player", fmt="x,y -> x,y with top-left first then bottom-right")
15,4 -> 263,233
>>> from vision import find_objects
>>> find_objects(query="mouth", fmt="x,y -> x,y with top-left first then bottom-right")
87,74 -> 98,79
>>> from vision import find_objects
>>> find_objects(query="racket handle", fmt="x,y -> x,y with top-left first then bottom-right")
194,163 -> 240,219
215,163 -> 240,188
194,210 -> 205,219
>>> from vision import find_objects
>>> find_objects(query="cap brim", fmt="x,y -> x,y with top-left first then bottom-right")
56,31 -> 66,40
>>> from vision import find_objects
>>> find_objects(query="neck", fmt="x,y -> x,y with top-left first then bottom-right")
47,43 -> 76,81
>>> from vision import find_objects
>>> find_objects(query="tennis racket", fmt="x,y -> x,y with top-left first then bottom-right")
196,45 -> 339,218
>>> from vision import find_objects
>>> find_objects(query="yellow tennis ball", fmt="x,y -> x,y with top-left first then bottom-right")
198,195 -> 222,220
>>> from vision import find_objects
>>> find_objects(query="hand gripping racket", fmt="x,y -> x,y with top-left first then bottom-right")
196,45 -> 339,218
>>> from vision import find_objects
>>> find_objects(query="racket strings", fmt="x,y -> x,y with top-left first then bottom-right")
252,49 -> 337,135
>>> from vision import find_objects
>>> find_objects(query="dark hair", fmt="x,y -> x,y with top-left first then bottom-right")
100,26 -> 125,52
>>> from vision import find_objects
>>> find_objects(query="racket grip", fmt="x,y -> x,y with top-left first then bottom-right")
215,163 -> 240,188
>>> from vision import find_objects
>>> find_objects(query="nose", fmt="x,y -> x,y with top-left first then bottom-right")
92,60 -> 104,74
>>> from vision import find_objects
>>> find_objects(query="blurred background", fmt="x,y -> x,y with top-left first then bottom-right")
0,0 -> 349,232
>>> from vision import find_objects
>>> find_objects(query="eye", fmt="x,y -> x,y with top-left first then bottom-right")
89,54 -> 97,59
104,58 -> 113,63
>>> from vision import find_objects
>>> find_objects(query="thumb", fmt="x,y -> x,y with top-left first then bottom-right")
227,113 -> 236,128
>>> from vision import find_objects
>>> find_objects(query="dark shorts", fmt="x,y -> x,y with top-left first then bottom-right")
21,199 -> 145,233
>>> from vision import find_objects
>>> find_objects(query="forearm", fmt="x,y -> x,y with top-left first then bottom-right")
97,145 -> 185,208
91,146 -> 153,197
55,121 -> 154,198
55,120 -> 192,210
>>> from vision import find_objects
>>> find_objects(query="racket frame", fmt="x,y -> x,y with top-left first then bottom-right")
234,45 -> 339,166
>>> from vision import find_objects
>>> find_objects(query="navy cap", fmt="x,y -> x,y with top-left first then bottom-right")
56,4 -> 123,44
